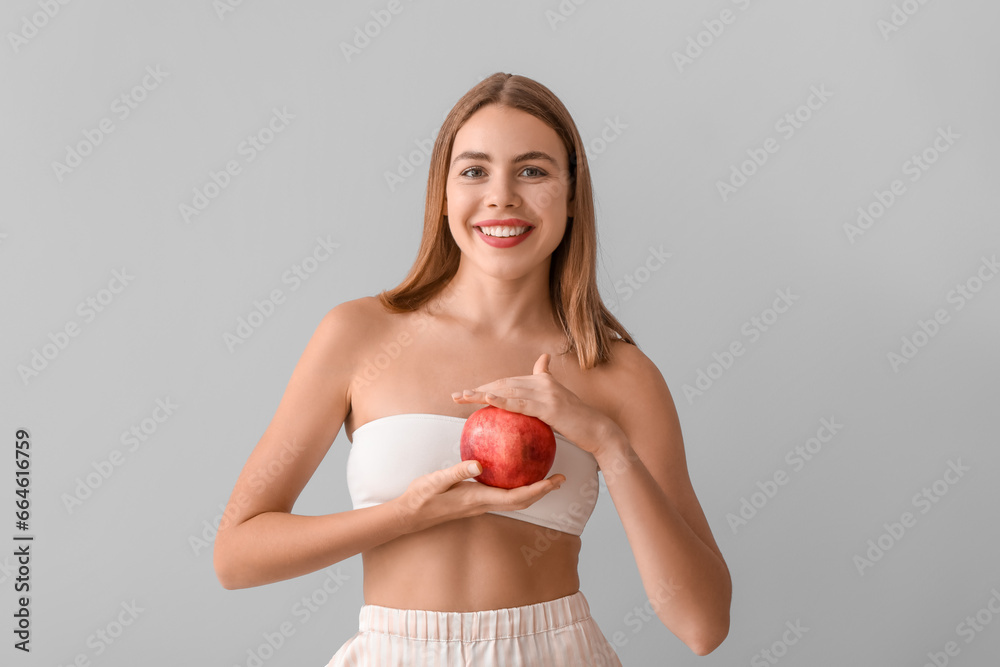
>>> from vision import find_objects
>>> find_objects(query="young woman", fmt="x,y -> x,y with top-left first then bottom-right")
214,72 -> 731,665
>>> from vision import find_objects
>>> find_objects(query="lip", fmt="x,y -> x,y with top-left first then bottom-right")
473,219 -> 535,248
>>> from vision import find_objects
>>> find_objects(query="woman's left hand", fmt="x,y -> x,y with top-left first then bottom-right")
450,353 -> 624,458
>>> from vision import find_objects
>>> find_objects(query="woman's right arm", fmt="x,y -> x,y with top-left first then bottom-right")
213,299 -> 379,590
213,299 -> 564,590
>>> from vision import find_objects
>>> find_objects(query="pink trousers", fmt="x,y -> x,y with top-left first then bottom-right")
325,590 -> 622,666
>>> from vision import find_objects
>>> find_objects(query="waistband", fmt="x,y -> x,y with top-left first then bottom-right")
357,590 -> 593,641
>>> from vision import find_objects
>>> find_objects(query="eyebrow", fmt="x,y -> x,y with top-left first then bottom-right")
450,150 -> 559,169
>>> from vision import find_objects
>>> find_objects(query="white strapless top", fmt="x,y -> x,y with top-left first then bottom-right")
346,413 -> 600,536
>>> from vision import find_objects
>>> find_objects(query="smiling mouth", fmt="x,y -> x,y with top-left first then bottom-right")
476,225 -> 532,238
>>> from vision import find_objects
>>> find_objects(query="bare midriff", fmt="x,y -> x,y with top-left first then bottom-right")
361,513 -> 581,611
345,295 -> 619,612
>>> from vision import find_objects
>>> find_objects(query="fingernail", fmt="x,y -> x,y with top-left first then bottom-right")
468,462 -> 481,475
451,391 -> 461,400
463,389 -> 475,396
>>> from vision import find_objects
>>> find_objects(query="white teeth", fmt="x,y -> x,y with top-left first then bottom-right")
479,225 -> 529,238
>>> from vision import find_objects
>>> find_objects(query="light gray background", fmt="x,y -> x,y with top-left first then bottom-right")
3,1 -> 999,665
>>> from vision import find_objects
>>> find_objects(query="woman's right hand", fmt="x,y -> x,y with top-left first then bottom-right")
391,461 -> 567,535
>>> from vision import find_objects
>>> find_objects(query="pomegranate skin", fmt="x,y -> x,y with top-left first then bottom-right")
460,406 -> 557,489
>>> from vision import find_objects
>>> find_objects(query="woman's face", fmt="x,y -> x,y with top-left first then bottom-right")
445,104 -> 575,280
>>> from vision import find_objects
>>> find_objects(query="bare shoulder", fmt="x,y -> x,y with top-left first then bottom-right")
606,338 -> 661,376
323,295 -> 383,326
571,339 -> 671,443
318,296 -> 399,404
601,339 -> 687,460
317,296 -> 389,343
305,296 -> 381,386
603,340 -> 671,411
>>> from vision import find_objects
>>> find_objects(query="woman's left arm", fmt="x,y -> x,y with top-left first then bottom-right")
453,348 -> 731,656
588,345 -> 731,655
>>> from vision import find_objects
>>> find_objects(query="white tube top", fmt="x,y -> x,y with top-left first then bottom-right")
346,413 -> 600,536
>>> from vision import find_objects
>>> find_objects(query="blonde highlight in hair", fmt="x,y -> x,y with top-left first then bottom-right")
376,72 -> 636,369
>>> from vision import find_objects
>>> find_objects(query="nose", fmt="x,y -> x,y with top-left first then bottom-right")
485,173 -> 520,209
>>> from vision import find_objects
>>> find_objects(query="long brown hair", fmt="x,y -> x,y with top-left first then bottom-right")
376,72 -> 635,369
